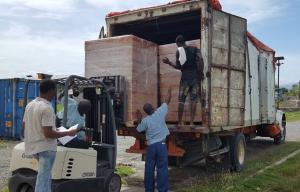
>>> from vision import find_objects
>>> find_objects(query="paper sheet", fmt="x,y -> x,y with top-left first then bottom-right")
57,124 -> 78,145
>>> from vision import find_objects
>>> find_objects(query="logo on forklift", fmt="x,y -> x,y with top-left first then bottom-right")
82,172 -> 95,177
22,153 -> 34,159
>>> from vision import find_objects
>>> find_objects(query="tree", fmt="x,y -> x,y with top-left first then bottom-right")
287,83 -> 300,97
281,88 -> 288,95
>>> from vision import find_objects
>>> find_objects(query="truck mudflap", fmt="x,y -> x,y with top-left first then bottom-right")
263,124 -> 281,138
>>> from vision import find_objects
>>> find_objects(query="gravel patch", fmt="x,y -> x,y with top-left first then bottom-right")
0,140 -> 19,190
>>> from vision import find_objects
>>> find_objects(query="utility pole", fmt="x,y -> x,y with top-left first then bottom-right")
275,56 -> 285,109
298,80 -> 300,101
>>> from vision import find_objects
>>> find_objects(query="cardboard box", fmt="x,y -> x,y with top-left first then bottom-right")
85,35 -> 158,126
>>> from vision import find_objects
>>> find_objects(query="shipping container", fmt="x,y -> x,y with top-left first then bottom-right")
0,79 -> 40,139
85,0 -> 286,169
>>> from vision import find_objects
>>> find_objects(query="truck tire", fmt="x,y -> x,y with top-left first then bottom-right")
230,133 -> 246,172
104,173 -> 121,192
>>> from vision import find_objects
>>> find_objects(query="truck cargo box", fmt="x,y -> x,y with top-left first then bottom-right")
87,0 -> 277,132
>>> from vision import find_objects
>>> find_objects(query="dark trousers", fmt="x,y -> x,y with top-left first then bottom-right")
145,141 -> 168,192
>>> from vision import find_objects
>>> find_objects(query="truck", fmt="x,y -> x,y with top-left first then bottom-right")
84,0 -> 286,170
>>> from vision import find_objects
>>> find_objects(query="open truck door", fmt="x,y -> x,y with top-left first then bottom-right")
209,10 -> 247,128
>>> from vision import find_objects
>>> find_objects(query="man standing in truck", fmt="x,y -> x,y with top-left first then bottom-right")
136,88 -> 172,192
162,35 -> 204,128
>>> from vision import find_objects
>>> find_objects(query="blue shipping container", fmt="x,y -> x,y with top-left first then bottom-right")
0,79 -> 40,139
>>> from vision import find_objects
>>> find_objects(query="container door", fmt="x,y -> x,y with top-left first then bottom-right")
258,54 -> 268,123
1,80 -> 14,137
15,80 -> 40,139
0,80 -> 5,137
210,10 -> 247,127
15,80 -> 25,139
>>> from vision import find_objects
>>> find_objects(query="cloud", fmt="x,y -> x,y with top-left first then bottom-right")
221,0 -> 284,24
0,0 -> 297,84
1,22 -> 31,37
0,0 -> 76,12
0,22 -> 85,79
85,0 -> 169,11
0,0 -> 78,19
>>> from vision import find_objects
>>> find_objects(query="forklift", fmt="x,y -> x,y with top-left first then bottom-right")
9,75 -> 125,192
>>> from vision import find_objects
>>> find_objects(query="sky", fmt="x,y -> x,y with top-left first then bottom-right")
0,0 -> 299,86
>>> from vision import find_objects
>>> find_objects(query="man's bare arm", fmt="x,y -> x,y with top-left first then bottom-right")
43,126 -> 77,139
164,88 -> 172,105
162,57 -> 181,70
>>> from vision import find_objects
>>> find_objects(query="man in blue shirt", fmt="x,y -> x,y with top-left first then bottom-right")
136,88 -> 172,192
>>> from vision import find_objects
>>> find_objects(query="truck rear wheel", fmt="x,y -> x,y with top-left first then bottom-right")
230,133 -> 246,172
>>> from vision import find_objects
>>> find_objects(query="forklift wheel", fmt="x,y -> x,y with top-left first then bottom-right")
105,173 -> 121,192
19,184 -> 33,192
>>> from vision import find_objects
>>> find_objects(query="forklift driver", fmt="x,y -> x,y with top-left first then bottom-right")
57,91 -> 92,148
63,99 -> 92,149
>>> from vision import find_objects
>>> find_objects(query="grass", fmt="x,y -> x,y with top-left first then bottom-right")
56,103 -> 63,113
0,180 -> 8,192
115,166 -> 136,186
181,142 -> 300,192
0,140 -> 8,149
0,186 -> 8,192
115,166 -> 136,177
285,111 -> 300,122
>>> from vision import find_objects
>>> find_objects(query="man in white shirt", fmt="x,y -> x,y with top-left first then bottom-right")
23,79 -> 77,192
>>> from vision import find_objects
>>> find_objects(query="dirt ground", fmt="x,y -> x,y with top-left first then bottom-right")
0,141 -> 19,190
0,121 -> 300,191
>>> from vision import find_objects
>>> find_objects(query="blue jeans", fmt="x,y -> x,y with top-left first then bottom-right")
145,141 -> 168,192
33,151 -> 56,192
